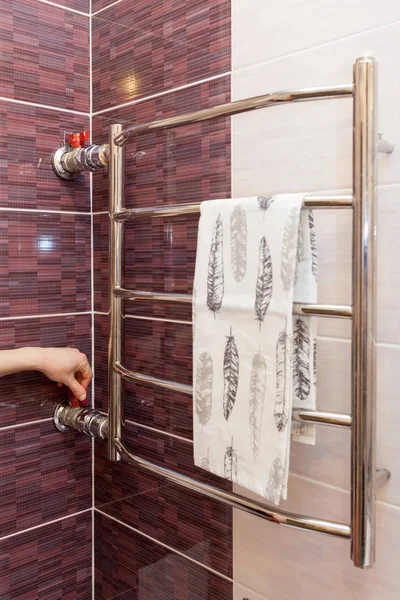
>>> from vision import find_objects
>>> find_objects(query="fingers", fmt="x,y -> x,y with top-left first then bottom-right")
76,356 -> 92,391
66,376 -> 87,402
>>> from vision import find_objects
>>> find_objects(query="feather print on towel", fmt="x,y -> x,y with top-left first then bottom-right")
207,213 -> 224,316
295,216 -> 305,283
313,338 -> 317,387
257,195 -> 275,218
223,327 -> 239,420
254,236 -> 273,329
265,457 -> 284,505
281,207 -> 300,291
293,317 -> 311,402
201,447 -> 216,474
224,437 -> 238,482
308,210 -> 318,282
249,352 -> 267,459
230,204 -> 247,282
274,332 -> 290,432
195,352 -> 213,426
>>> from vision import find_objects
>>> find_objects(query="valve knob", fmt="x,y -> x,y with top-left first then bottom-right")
67,130 -> 89,148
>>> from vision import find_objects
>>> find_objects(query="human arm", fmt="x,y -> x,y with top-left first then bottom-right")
0,347 -> 92,402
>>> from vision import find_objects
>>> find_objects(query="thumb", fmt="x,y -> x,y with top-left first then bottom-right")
66,377 -> 87,402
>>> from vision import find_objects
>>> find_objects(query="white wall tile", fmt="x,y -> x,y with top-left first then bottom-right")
289,339 -> 400,506
234,582 -> 269,600
232,0 -> 400,70
233,477 -> 400,600
232,22 -> 400,195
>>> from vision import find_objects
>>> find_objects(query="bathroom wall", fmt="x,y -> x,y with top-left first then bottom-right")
0,1 -> 92,597
231,2 -> 400,599
91,0 -> 233,597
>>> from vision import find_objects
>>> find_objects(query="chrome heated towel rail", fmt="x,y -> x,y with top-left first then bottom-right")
105,55 -> 388,569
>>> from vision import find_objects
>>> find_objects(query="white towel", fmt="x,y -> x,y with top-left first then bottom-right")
192,195 -> 317,504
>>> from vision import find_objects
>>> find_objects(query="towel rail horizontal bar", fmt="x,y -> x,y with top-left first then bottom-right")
113,195 -> 353,222
113,438 -> 351,538
114,84 -> 353,146
113,288 -> 352,319
113,362 -> 351,428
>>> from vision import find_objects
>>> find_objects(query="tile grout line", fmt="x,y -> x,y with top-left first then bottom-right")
0,508 -> 92,542
92,72 -> 232,116
37,0 -> 90,16
0,95 -> 90,116
0,311 -> 92,322
92,0 -> 124,16
0,207 -> 91,215
94,508 -> 234,583
0,418 -> 53,433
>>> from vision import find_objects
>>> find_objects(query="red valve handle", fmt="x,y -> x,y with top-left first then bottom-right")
67,130 -> 89,148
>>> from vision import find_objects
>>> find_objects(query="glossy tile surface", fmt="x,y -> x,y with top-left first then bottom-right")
232,0 -> 400,70
0,314 -> 92,427
1,0 -> 89,112
92,76 -> 230,212
92,0 -> 230,112
0,512 -> 92,599
95,423 -> 232,576
0,101 -> 90,211
95,511 -> 233,600
94,314 -> 193,437
54,0 -> 90,13
233,476 -> 400,600
0,420 -> 91,537
0,212 -> 91,317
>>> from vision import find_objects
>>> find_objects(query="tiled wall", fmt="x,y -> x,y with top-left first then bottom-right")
231,2 -> 400,599
0,1 -> 92,598
91,0 -> 232,598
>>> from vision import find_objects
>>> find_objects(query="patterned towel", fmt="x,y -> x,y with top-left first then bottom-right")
192,195 -> 317,504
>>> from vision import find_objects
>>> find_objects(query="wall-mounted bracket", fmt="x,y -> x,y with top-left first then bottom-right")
52,131 -> 110,180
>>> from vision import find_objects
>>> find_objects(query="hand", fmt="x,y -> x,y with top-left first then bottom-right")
33,347 -> 92,403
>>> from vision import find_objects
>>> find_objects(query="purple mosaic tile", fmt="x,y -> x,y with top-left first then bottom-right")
0,314 -> 92,427
0,212 -> 91,318
92,0 -> 230,112
0,101 -> 90,211
95,511 -> 232,600
92,76 -> 231,213
94,314 -> 192,438
95,422 -> 232,577
0,0 -> 89,112
0,420 -> 91,537
54,0 -> 89,13
0,512 -> 92,599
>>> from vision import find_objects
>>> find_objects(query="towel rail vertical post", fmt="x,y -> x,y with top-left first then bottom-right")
351,56 -> 376,568
108,123 -> 125,461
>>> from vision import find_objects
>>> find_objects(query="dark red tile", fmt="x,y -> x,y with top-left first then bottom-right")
0,314 -> 92,427
92,76 -> 230,212
92,0 -> 116,13
0,512 -> 92,600
94,314 -> 192,438
95,511 -> 232,600
0,212 -> 91,318
92,0 -> 230,112
55,0 -> 89,12
0,420 -> 91,537
0,101 -> 90,211
95,423 -> 232,576
0,0 -> 89,112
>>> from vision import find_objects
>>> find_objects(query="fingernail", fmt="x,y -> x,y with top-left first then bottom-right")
79,393 -> 86,401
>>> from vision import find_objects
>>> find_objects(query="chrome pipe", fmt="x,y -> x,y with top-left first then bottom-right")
53,402 -> 109,439
351,56 -> 376,568
108,124 -> 125,462
113,84 -> 353,146
113,439 -> 351,539
114,288 -> 352,319
292,409 -> 352,428
114,362 -> 351,429
113,195 -> 353,222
